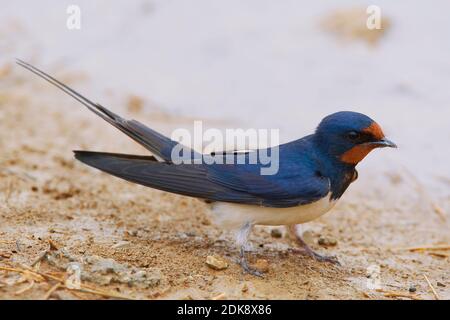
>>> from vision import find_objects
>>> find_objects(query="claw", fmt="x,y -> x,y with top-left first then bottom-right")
235,222 -> 264,277
239,246 -> 264,277
310,251 -> 341,265
288,225 -> 341,266
290,247 -> 340,265
241,261 -> 264,278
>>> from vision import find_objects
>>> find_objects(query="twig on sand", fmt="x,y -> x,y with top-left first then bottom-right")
14,280 -> 35,295
0,266 -> 46,282
0,167 -> 36,182
30,249 -> 50,267
70,290 -> 88,300
43,283 -> 60,300
427,252 -> 449,258
375,289 -> 422,300
211,293 -> 226,300
423,274 -> 440,300
0,265 -> 135,300
31,239 -> 60,268
390,244 -> 450,252
48,239 -> 59,251
432,204 -> 447,222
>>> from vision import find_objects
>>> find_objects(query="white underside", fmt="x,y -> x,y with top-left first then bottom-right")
211,193 -> 337,230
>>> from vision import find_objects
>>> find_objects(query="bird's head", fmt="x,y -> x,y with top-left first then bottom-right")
314,111 -> 397,166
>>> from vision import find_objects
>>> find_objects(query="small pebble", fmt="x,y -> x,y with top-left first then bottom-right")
318,236 -> 337,247
270,228 -> 283,238
436,282 -> 445,287
408,286 -> 417,293
206,255 -> 228,270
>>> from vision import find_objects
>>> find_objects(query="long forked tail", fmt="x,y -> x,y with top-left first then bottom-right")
16,59 -> 199,162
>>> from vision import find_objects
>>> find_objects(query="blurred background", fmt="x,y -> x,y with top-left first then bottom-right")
0,0 -> 448,300
2,0 -> 449,197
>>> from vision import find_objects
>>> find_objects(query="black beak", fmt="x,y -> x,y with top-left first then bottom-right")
369,138 -> 397,148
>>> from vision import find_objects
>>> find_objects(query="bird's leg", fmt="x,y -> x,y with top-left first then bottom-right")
288,225 -> 340,265
236,222 -> 263,277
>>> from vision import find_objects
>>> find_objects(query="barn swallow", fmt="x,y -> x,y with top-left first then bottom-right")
17,60 -> 397,276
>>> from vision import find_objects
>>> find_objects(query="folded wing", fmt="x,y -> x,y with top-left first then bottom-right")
74,151 -> 265,205
19,60 -> 330,208
75,151 -> 330,208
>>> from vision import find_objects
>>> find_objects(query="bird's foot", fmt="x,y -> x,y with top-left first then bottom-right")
311,252 -> 340,265
290,247 -> 340,265
240,259 -> 264,277
239,246 -> 264,277
288,225 -> 340,265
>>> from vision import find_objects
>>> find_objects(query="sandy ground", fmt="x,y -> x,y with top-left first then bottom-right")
0,64 -> 448,300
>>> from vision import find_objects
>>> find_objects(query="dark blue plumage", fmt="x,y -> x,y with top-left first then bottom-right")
18,60 -> 397,275
16,59 -> 396,209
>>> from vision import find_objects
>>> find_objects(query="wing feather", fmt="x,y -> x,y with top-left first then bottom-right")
16,60 -> 199,162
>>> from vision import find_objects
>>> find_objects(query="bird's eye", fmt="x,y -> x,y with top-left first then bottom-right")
347,131 -> 360,140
